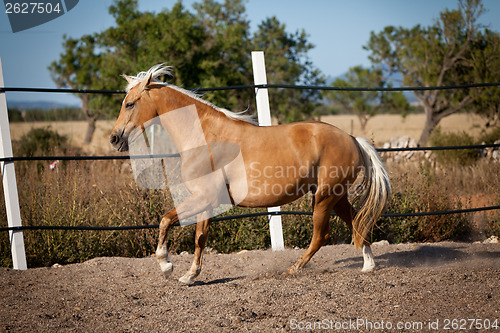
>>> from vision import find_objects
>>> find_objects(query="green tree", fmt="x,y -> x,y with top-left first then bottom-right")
193,0 -> 253,111
463,29 -> 500,127
99,0 -> 207,88
50,0 -> 325,143
252,17 -> 325,123
325,65 -> 408,132
364,0 -> 499,145
48,34 -> 102,144
96,0 -> 209,118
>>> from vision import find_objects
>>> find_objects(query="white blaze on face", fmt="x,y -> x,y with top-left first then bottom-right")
128,104 -> 248,225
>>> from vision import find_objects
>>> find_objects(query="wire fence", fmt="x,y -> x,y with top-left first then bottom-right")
1,205 -> 499,232
1,81 -> 499,95
0,143 -> 499,163
1,81 -> 499,232
0,143 -> 499,164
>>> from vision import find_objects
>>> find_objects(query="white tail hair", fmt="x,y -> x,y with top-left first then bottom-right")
351,137 -> 392,248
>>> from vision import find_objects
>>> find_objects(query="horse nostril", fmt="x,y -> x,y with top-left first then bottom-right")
110,134 -> 120,145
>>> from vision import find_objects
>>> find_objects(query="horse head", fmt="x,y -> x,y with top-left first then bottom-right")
110,64 -> 171,152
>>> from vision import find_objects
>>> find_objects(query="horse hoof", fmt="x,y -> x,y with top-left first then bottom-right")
361,264 -> 376,273
179,273 -> 196,284
158,261 -> 173,278
285,266 -> 301,275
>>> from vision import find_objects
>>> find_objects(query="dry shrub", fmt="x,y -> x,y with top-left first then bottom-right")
373,160 -> 499,244
0,160 -> 168,267
1,128 -> 499,267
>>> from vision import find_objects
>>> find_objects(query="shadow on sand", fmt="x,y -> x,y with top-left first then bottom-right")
188,276 -> 244,287
333,244 -> 500,270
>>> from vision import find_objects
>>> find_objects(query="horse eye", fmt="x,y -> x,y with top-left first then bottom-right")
126,102 -> 135,109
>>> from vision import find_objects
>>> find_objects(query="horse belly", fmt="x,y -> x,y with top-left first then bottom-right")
236,158 -> 317,207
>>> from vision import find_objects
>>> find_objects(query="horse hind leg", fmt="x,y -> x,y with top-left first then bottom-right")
179,212 -> 211,284
333,194 -> 375,272
286,195 -> 336,274
361,243 -> 375,272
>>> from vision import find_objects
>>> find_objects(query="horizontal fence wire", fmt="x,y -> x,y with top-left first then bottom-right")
1,205 -> 499,232
1,81 -> 499,233
377,143 -> 500,152
0,143 -> 499,162
0,153 -> 180,162
1,81 -> 499,95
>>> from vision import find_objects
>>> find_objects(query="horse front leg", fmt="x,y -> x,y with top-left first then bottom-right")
156,209 -> 179,278
179,211 -> 211,284
156,194 -> 212,279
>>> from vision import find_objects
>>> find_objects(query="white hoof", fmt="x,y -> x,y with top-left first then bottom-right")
361,245 -> 376,273
156,247 -> 173,278
179,272 -> 196,284
361,262 -> 376,273
158,260 -> 173,278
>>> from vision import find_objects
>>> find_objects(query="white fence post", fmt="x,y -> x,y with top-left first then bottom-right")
251,51 -> 285,251
0,57 -> 27,270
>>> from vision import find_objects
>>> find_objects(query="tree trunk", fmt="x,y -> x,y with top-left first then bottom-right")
84,117 -> 97,144
418,105 -> 440,146
80,93 -> 98,145
358,113 -> 369,133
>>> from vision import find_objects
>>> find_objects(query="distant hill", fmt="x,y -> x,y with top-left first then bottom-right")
326,70 -> 419,104
7,100 -> 79,110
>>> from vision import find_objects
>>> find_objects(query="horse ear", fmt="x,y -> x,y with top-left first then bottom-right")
122,74 -> 134,84
139,72 -> 154,91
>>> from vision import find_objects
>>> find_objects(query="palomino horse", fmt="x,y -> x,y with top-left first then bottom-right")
110,64 -> 391,284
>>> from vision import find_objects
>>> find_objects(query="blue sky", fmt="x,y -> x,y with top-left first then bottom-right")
1,0 -> 499,106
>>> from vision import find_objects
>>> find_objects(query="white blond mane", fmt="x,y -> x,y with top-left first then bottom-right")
124,64 -> 256,125
124,63 -> 173,93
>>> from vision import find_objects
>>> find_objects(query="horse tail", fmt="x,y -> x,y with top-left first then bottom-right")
351,137 -> 392,249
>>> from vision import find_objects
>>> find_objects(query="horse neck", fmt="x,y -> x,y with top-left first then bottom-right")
153,86 -> 233,152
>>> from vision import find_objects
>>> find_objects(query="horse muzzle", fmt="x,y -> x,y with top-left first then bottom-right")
110,133 -> 129,152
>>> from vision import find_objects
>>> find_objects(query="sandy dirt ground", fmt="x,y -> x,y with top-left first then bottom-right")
1,242 -> 499,332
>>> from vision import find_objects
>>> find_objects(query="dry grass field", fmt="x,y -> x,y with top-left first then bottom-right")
320,113 -> 488,145
8,113 -> 489,152
9,120 -> 117,154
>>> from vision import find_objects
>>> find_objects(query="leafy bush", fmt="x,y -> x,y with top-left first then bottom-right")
8,107 -> 89,122
486,191 -> 500,238
477,126 -> 500,144
0,161 -> 166,267
13,127 -> 81,174
15,127 -> 70,156
429,127 -> 480,165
